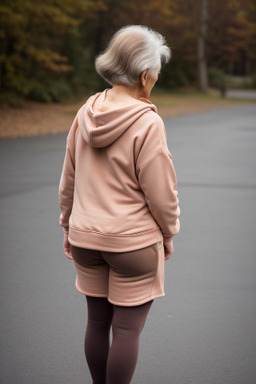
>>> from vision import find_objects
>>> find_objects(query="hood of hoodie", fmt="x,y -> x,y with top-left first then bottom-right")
78,90 -> 158,148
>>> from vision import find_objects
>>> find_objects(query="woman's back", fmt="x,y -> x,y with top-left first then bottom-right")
59,90 -> 180,253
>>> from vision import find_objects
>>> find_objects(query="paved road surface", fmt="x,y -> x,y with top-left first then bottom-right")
1,105 -> 256,384
226,89 -> 256,100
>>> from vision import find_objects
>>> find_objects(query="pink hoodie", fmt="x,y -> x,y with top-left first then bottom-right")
59,90 -> 180,252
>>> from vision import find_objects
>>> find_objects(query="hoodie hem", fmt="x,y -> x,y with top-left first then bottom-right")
68,226 -> 163,253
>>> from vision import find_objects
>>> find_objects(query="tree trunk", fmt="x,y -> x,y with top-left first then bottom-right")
197,0 -> 208,93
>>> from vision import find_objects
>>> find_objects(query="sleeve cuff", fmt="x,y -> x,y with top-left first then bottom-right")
163,236 -> 173,248
63,227 -> 69,235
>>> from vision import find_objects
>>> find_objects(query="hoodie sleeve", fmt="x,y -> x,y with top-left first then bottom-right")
58,115 -> 78,233
136,114 -> 180,247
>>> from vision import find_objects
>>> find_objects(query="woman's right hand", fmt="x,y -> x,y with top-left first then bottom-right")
164,239 -> 174,260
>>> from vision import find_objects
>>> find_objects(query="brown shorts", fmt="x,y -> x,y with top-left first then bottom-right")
70,242 -> 165,306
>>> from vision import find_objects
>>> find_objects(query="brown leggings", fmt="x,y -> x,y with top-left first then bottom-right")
84,296 -> 153,384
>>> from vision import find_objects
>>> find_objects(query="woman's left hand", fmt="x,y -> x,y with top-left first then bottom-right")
63,232 -> 73,260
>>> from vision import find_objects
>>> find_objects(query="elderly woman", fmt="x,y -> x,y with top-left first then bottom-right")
59,25 -> 180,384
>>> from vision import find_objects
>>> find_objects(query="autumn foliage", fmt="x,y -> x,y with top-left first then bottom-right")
0,0 -> 255,103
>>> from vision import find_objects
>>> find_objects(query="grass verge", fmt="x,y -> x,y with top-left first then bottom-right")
0,89 -> 254,138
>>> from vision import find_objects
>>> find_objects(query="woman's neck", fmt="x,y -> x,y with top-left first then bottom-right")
109,84 -> 145,101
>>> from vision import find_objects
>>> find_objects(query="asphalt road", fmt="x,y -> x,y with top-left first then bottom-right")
0,105 -> 256,384
226,89 -> 256,100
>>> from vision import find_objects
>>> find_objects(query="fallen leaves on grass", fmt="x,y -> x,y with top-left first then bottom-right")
0,92 -> 252,138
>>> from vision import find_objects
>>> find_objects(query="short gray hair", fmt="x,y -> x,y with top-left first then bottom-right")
95,25 -> 171,86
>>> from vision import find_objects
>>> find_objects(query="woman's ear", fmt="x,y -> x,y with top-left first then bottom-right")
140,68 -> 149,87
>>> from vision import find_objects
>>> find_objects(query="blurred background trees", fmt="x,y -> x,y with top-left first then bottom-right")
0,0 -> 255,104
